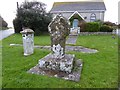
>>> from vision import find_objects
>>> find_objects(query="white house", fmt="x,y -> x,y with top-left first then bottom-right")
49,0 -> 106,34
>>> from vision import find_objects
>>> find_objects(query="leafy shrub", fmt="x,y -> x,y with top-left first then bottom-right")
0,15 -> 8,29
2,20 -> 8,28
94,20 -> 103,27
100,25 -> 113,32
85,22 -> 100,32
78,21 -> 86,32
103,21 -> 116,26
13,1 -> 52,35
118,24 -> 120,29
13,18 -> 22,33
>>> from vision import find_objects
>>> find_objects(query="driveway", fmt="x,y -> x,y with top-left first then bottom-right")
0,29 -> 15,40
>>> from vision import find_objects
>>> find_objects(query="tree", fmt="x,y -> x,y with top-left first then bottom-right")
13,1 -> 52,35
0,15 -> 8,28
118,24 -> 120,29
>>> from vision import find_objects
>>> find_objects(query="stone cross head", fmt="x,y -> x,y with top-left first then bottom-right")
48,14 -> 70,58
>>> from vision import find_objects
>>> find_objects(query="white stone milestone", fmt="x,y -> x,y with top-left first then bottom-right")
20,29 -> 34,56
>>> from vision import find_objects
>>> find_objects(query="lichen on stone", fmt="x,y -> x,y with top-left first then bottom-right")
48,14 -> 70,56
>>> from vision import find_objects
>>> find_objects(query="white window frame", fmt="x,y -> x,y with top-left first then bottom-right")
90,13 -> 96,22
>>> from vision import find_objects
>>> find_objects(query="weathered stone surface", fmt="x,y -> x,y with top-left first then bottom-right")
79,32 -> 114,35
48,14 -> 70,57
28,59 -> 83,82
39,54 -> 75,73
9,44 -> 98,53
20,29 -> 34,34
20,28 -> 34,56
66,35 -> 78,44
26,15 -> 83,82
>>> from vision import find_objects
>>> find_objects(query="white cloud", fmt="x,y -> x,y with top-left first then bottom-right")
104,0 -> 119,24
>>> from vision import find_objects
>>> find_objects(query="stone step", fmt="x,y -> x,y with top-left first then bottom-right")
38,54 -> 75,73
28,58 -> 83,82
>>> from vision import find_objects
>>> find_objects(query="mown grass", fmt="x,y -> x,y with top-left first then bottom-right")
4,34 -> 51,46
2,34 -> 118,88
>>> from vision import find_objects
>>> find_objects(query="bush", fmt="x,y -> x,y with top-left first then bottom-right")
85,22 -> 100,32
78,21 -> 86,32
94,20 -> 103,27
13,1 -> 52,35
118,24 -> 120,29
103,21 -> 116,26
0,15 -> 8,29
13,18 -> 22,33
2,20 -> 8,28
100,25 -> 113,32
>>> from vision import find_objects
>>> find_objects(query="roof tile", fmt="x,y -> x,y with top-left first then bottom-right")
50,1 -> 106,13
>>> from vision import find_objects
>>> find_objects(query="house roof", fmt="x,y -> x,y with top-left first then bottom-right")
50,1 -> 106,13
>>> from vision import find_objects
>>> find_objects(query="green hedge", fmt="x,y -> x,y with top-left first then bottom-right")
85,22 -> 100,32
79,21 -> 114,32
100,25 -> 113,32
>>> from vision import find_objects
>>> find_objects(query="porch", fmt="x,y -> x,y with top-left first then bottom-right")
68,11 -> 84,35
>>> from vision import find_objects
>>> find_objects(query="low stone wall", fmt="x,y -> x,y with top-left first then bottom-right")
79,32 -> 115,35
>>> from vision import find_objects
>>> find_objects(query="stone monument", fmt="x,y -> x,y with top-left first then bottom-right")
20,28 -> 34,56
48,15 -> 70,57
28,14 -> 83,82
38,15 -> 75,73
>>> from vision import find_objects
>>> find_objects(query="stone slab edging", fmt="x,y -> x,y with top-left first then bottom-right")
10,44 -> 98,53
66,35 -> 78,45
79,32 -> 115,35
28,58 -> 83,82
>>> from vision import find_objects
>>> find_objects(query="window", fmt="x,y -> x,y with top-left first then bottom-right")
90,13 -> 96,22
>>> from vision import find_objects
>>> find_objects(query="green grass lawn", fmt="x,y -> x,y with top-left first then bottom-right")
2,34 -> 118,88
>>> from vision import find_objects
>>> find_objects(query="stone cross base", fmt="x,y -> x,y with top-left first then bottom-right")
38,54 -> 75,73
28,58 -> 83,82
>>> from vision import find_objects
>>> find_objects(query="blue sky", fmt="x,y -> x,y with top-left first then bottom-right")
0,0 -> 119,27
